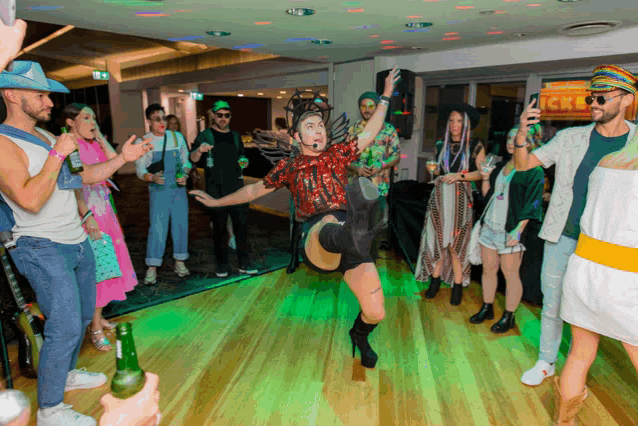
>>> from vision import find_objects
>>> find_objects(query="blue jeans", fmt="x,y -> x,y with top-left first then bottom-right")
146,186 -> 189,266
538,235 -> 578,364
11,236 -> 96,408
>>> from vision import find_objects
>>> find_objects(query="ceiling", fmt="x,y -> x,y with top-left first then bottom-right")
17,0 -> 638,78
164,86 -> 329,98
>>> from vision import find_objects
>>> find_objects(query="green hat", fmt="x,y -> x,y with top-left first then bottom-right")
211,100 -> 231,112
358,91 -> 379,106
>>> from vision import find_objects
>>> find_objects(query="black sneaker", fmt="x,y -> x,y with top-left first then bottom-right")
239,264 -> 259,275
215,265 -> 230,278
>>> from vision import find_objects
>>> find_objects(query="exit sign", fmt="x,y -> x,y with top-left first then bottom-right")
190,92 -> 203,100
92,70 -> 109,80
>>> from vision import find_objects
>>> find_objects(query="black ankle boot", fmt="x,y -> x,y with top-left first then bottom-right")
424,276 -> 441,299
349,312 -> 379,368
450,283 -> 463,306
469,303 -> 494,324
490,310 -> 516,333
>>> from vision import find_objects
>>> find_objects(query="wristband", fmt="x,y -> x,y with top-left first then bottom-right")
380,95 -> 391,102
378,100 -> 390,107
514,142 -> 528,148
48,149 -> 66,161
82,210 -> 93,225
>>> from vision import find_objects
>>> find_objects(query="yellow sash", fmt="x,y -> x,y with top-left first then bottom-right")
574,234 -> 638,273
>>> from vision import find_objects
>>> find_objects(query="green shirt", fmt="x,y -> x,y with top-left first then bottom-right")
562,129 -> 628,239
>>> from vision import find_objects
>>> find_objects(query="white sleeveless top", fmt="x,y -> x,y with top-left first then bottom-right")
0,128 -> 86,245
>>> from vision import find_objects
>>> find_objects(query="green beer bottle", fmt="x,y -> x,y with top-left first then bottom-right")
111,322 -> 147,399
60,127 -> 84,173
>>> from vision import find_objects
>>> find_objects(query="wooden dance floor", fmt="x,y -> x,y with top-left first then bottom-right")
8,253 -> 638,425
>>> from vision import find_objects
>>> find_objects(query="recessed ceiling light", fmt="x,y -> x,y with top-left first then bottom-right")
258,92 -> 264,95
286,8 -> 315,16
455,5 -> 474,10
381,40 -> 395,44
320,93 -> 327,96
443,36 -> 461,40
237,94 -> 244,97
369,34 -> 380,38
277,96 -> 282,99
255,21 -> 272,25
515,32 -> 526,37
487,31 -> 504,34
406,22 -> 433,28
311,39 -> 332,45
347,8 -> 365,12
207,30 -> 230,36
178,89 -> 184,92
280,91 -> 287,94
407,15 -> 422,19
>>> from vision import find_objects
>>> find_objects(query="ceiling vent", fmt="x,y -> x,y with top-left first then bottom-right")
558,20 -> 622,37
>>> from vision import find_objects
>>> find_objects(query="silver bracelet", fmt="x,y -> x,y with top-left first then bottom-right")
379,100 -> 390,107
81,211 -> 93,225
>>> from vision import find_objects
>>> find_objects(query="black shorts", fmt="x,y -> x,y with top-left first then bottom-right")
299,211 -> 373,274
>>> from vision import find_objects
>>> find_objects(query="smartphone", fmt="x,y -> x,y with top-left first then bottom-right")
1,0 -> 17,72
529,93 -> 540,107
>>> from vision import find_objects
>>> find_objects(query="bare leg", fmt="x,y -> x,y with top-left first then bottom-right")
343,263 -> 385,324
622,341 -> 638,373
560,325 -> 600,400
304,215 -> 342,271
432,258 -> 443,278
480,245 -> 500,304
499,251 -> 524,312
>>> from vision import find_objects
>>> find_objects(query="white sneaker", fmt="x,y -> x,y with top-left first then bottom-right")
65,368 -> 108,392
521,360 -> 555,386
37,403 -> 96,426
174,261 -> 190,277
144,268 -> 157,285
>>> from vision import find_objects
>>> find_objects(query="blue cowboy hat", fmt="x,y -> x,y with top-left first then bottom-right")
0,61 -> 69,93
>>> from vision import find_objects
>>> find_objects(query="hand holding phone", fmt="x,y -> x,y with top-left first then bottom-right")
529,93 -> 540,108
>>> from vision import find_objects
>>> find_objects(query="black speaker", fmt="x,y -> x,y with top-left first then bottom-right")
376,69 -> 416,139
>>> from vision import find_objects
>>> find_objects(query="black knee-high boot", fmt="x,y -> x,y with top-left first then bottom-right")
287,219 -> 302,274
349,312 -> 379,368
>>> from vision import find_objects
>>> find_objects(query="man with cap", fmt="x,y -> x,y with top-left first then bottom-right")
515,65 -> 638,388
348,91 -> 401,201
0,61 -> 152,425
135,103 -> 192,284
190,100 -> 258,277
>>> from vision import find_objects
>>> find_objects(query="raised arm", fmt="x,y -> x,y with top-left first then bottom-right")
190,180 -> 276,208
357,68 -> 401,152
514,100 -> 544,171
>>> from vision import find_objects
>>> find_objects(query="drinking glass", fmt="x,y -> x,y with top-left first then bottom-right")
426,161 -> 438,183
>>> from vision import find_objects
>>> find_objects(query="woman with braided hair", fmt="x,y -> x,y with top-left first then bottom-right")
191,68 -> 401,368
415,104 -> 486,305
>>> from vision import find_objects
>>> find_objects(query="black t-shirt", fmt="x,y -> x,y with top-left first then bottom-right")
191,128 -> 245,198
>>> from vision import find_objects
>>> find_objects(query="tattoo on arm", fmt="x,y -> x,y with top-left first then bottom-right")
370,286 -> 382,295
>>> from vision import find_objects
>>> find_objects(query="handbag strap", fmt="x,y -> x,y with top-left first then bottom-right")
159,131 -> 168,169
478,190 -> 497,224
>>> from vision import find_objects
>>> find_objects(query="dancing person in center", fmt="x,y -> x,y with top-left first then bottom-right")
515,65 -> 637,388
415,104 -> 486,305
470,125 -> 545,333
63,103 -> 138,352
191,68 -> 401,368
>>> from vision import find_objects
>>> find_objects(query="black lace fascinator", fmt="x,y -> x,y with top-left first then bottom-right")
253,89 -> 350,166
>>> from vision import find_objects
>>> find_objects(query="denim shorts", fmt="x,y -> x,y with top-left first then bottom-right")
478,223 -> 525,255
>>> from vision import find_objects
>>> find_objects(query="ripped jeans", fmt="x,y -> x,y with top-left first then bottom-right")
538,235 -> 578,364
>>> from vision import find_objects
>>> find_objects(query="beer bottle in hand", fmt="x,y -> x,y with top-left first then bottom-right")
61,127 -> 84,173
111,322 -> 147,399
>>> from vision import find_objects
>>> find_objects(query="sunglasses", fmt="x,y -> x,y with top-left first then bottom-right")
150,117 -> 167,123
215,113 -> 231,119
585,93 -> 625,106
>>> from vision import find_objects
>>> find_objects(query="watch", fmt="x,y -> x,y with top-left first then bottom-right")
460,173 -> 465,180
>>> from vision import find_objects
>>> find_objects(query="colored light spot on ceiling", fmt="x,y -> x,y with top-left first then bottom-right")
233,44 -> 264,49
255,21 -> 272,25
408,15 -> 423,18
495,10 -> 507,14
369,34 -> 380,38
168,35 -> 205,41
383,46 -> 401,50
527,3 -> 542,6
28,5 -> 64,10
488,31 -> 504,34
381,40 -> 395,44
443,36 -> 461,40
347,8 -> 365,12
351,25 -> 378,29
404,29 -> 431,33
174,10 -> 193,12
445,32 -> 459,36
455,5 -> 474,10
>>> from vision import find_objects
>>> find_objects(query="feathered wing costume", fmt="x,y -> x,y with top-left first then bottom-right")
253,90 -> 350,166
